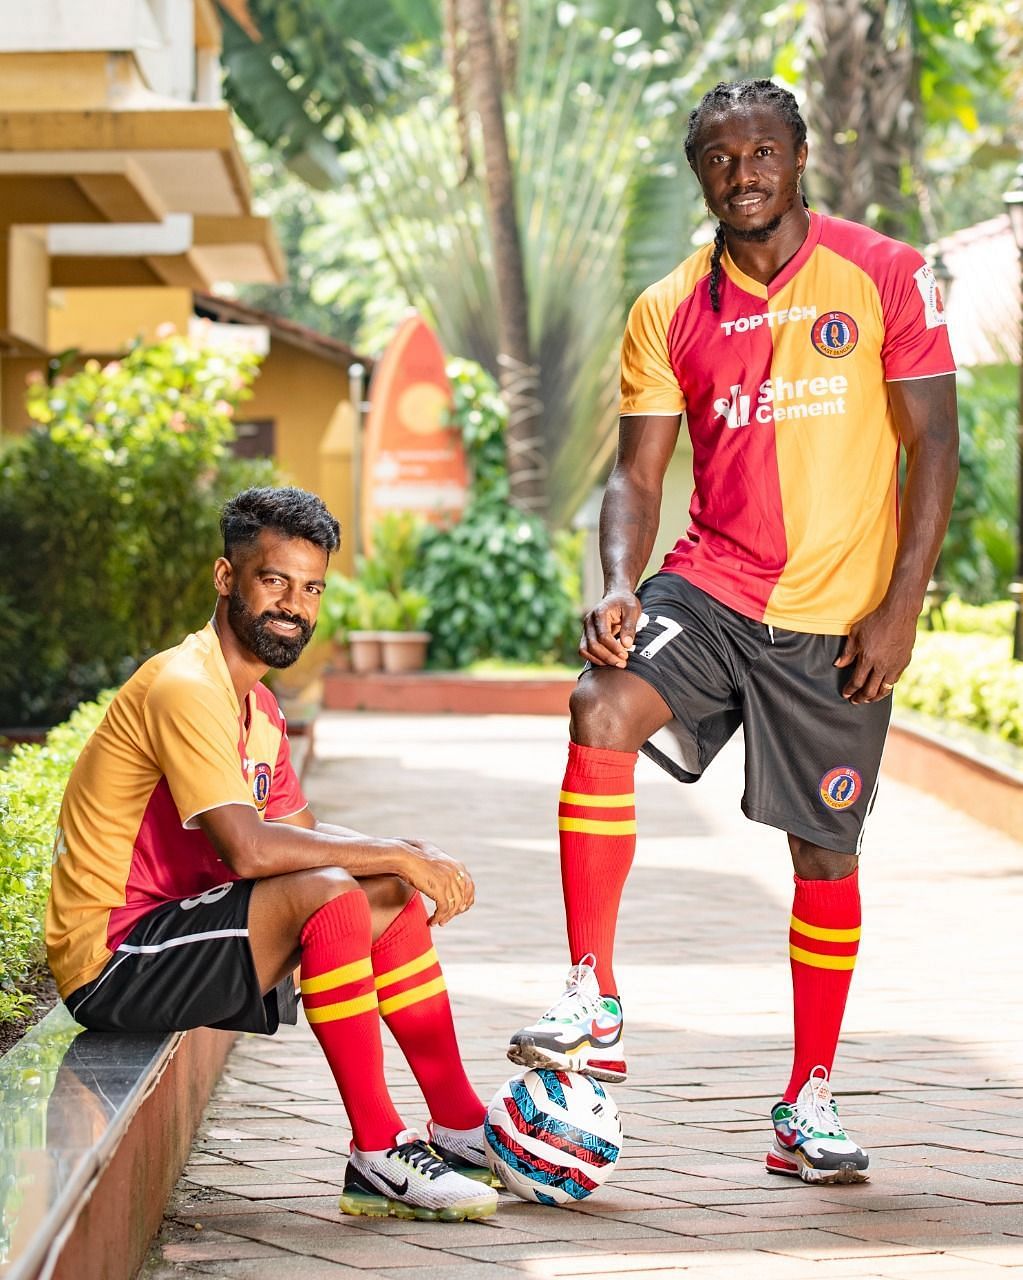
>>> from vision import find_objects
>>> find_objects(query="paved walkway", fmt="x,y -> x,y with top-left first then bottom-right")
145,712 -> 1023,1280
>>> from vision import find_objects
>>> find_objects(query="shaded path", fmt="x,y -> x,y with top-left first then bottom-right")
145,713 -> 1023,1279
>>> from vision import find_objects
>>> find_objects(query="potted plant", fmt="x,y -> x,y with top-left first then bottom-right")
346,587 -> 398,675
379,589 -> 432,674
320,572 -> 361,671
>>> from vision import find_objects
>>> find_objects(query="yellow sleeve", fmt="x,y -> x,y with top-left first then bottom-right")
142,671 -> 255,828
620,284 -> 686,417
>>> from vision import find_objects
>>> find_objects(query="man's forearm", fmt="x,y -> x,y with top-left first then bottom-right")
883,434 -> 959,617
203,807 -> 411,881
599,469 -> 663,594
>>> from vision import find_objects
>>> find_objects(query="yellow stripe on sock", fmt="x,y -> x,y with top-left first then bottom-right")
790,915 -> 862,943
558,817 -> 637,836
303,989 -> 379,1024
378,975 -> 447,1017
559,790 -> 635,808
374,946 -> 439,992
300,956 -> 374,996
789,944 -> 858,971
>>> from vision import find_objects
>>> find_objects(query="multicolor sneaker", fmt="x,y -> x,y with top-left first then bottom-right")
766,1066 -> 870,1184
507,955 -> 627,1083
340,1128 -> 499,1221
427,1119 -> 500,1186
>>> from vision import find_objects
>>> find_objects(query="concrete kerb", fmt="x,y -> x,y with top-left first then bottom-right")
0,1005 -> 234,1280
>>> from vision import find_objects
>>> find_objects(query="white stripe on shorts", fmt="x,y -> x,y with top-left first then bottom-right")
116,927 -> 249,955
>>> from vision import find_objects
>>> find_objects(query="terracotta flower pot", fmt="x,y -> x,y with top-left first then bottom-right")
380,631 -> 431,674
348,631 -> 384,675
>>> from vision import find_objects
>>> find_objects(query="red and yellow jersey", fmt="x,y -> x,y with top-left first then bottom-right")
46,623 -> 306,999
621,211 -> 955,633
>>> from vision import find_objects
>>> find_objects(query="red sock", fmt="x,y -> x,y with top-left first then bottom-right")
558,741 -> 638,996
784,869 -> 861,1101
373,893 -> 484,1131
299,890 -> 403,1150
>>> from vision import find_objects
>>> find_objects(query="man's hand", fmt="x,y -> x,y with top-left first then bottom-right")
387,837 -> 475,926
581,590 -> 644,667
834,602 -> 918,704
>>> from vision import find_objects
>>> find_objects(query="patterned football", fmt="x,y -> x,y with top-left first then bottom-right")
483,1068 -> 623,1205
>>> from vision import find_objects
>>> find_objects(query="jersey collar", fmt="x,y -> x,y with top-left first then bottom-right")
720,209 -> 823,300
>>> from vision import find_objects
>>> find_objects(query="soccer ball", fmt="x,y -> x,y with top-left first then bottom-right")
484,1068 -> 623,1205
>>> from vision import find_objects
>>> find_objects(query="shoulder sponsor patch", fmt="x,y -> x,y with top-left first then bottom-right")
913,264 -> 947,329
811,311 -> 859,358
818,766 -> 862,811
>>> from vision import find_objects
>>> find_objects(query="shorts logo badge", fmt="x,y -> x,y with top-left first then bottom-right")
252,762 -> 272,810
811,311 -> 858,358
819,766 -> 862,810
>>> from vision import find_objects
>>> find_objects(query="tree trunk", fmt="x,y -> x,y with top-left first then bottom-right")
804,0 -> 918,239
457,0 -> 546,513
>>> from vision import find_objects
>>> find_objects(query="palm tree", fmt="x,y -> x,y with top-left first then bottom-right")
803,0 -> 917,237
453,0 -> 545,512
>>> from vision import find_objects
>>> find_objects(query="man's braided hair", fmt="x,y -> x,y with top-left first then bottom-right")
684,80 -> 808,313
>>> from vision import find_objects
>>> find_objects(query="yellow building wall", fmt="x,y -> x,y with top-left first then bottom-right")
0,356 -> 44,435
48,287 -> 194,354
246,344 -> 355,573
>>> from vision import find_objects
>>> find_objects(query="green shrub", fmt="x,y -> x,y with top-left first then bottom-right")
0,339 -> 274,728
0,694 -> 112,1025
898,631 -> 1023,746
410,361 -> 581,668
942,366 -> 1018,601
939,596 -> 1014,638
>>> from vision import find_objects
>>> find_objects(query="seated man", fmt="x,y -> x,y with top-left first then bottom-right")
46,486 -> 497,1223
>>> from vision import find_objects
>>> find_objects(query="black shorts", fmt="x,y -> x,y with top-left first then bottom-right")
65,879 -> 298,1035
624,573 -> 891,854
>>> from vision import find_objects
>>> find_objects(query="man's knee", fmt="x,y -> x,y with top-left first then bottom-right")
569,671 -> 668,751
361,873 -> 415,917
277,865 -> 360,926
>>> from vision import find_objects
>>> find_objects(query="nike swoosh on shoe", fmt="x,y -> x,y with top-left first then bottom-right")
372,1171 -> 409,1196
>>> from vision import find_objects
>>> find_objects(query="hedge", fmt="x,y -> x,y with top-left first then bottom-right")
0,693 -> 112,1025
898,630 -> 1023,748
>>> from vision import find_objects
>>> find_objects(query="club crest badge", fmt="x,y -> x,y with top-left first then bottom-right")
252,762 -> 272,811
811,311 -> 859,358
818,766 -> 862,811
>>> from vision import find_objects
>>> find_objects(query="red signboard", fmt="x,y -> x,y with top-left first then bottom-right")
360,314 -> 469,552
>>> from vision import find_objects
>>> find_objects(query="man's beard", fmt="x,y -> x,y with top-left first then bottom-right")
227,588 -> 313,668
728,214 -> 783,243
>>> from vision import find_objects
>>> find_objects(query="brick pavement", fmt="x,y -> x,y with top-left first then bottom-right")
144,712 -> 1023,1280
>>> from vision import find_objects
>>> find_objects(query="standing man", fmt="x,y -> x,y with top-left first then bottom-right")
47,486 -> 498,1222
508,80 -> 958,1185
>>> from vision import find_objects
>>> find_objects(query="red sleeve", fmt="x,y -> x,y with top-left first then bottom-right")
878,247 -> 956,381
264,715 -> 308,821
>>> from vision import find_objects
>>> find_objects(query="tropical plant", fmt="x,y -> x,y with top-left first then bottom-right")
797,0 -> 1009,240
410,359 -> 581,665
220,0 -> 787,524
0,339 -> 272,727
941,366 -> 1019,601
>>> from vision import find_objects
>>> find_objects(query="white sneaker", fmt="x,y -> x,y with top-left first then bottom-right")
340,1128 -> 499,1221
766,1066 -> 870,1184
427,1120 -> 500,1186
507,955 -> 626,1083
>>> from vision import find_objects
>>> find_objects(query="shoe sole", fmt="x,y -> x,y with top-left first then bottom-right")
507,1039 -> 627,1084
338,1189 -> 498,1221
765,1148 -> 870,1185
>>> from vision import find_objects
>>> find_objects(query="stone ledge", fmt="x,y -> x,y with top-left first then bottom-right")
0,1005 -> 234,1280
323,670 -> 575,715
884,713 -> 1022,841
